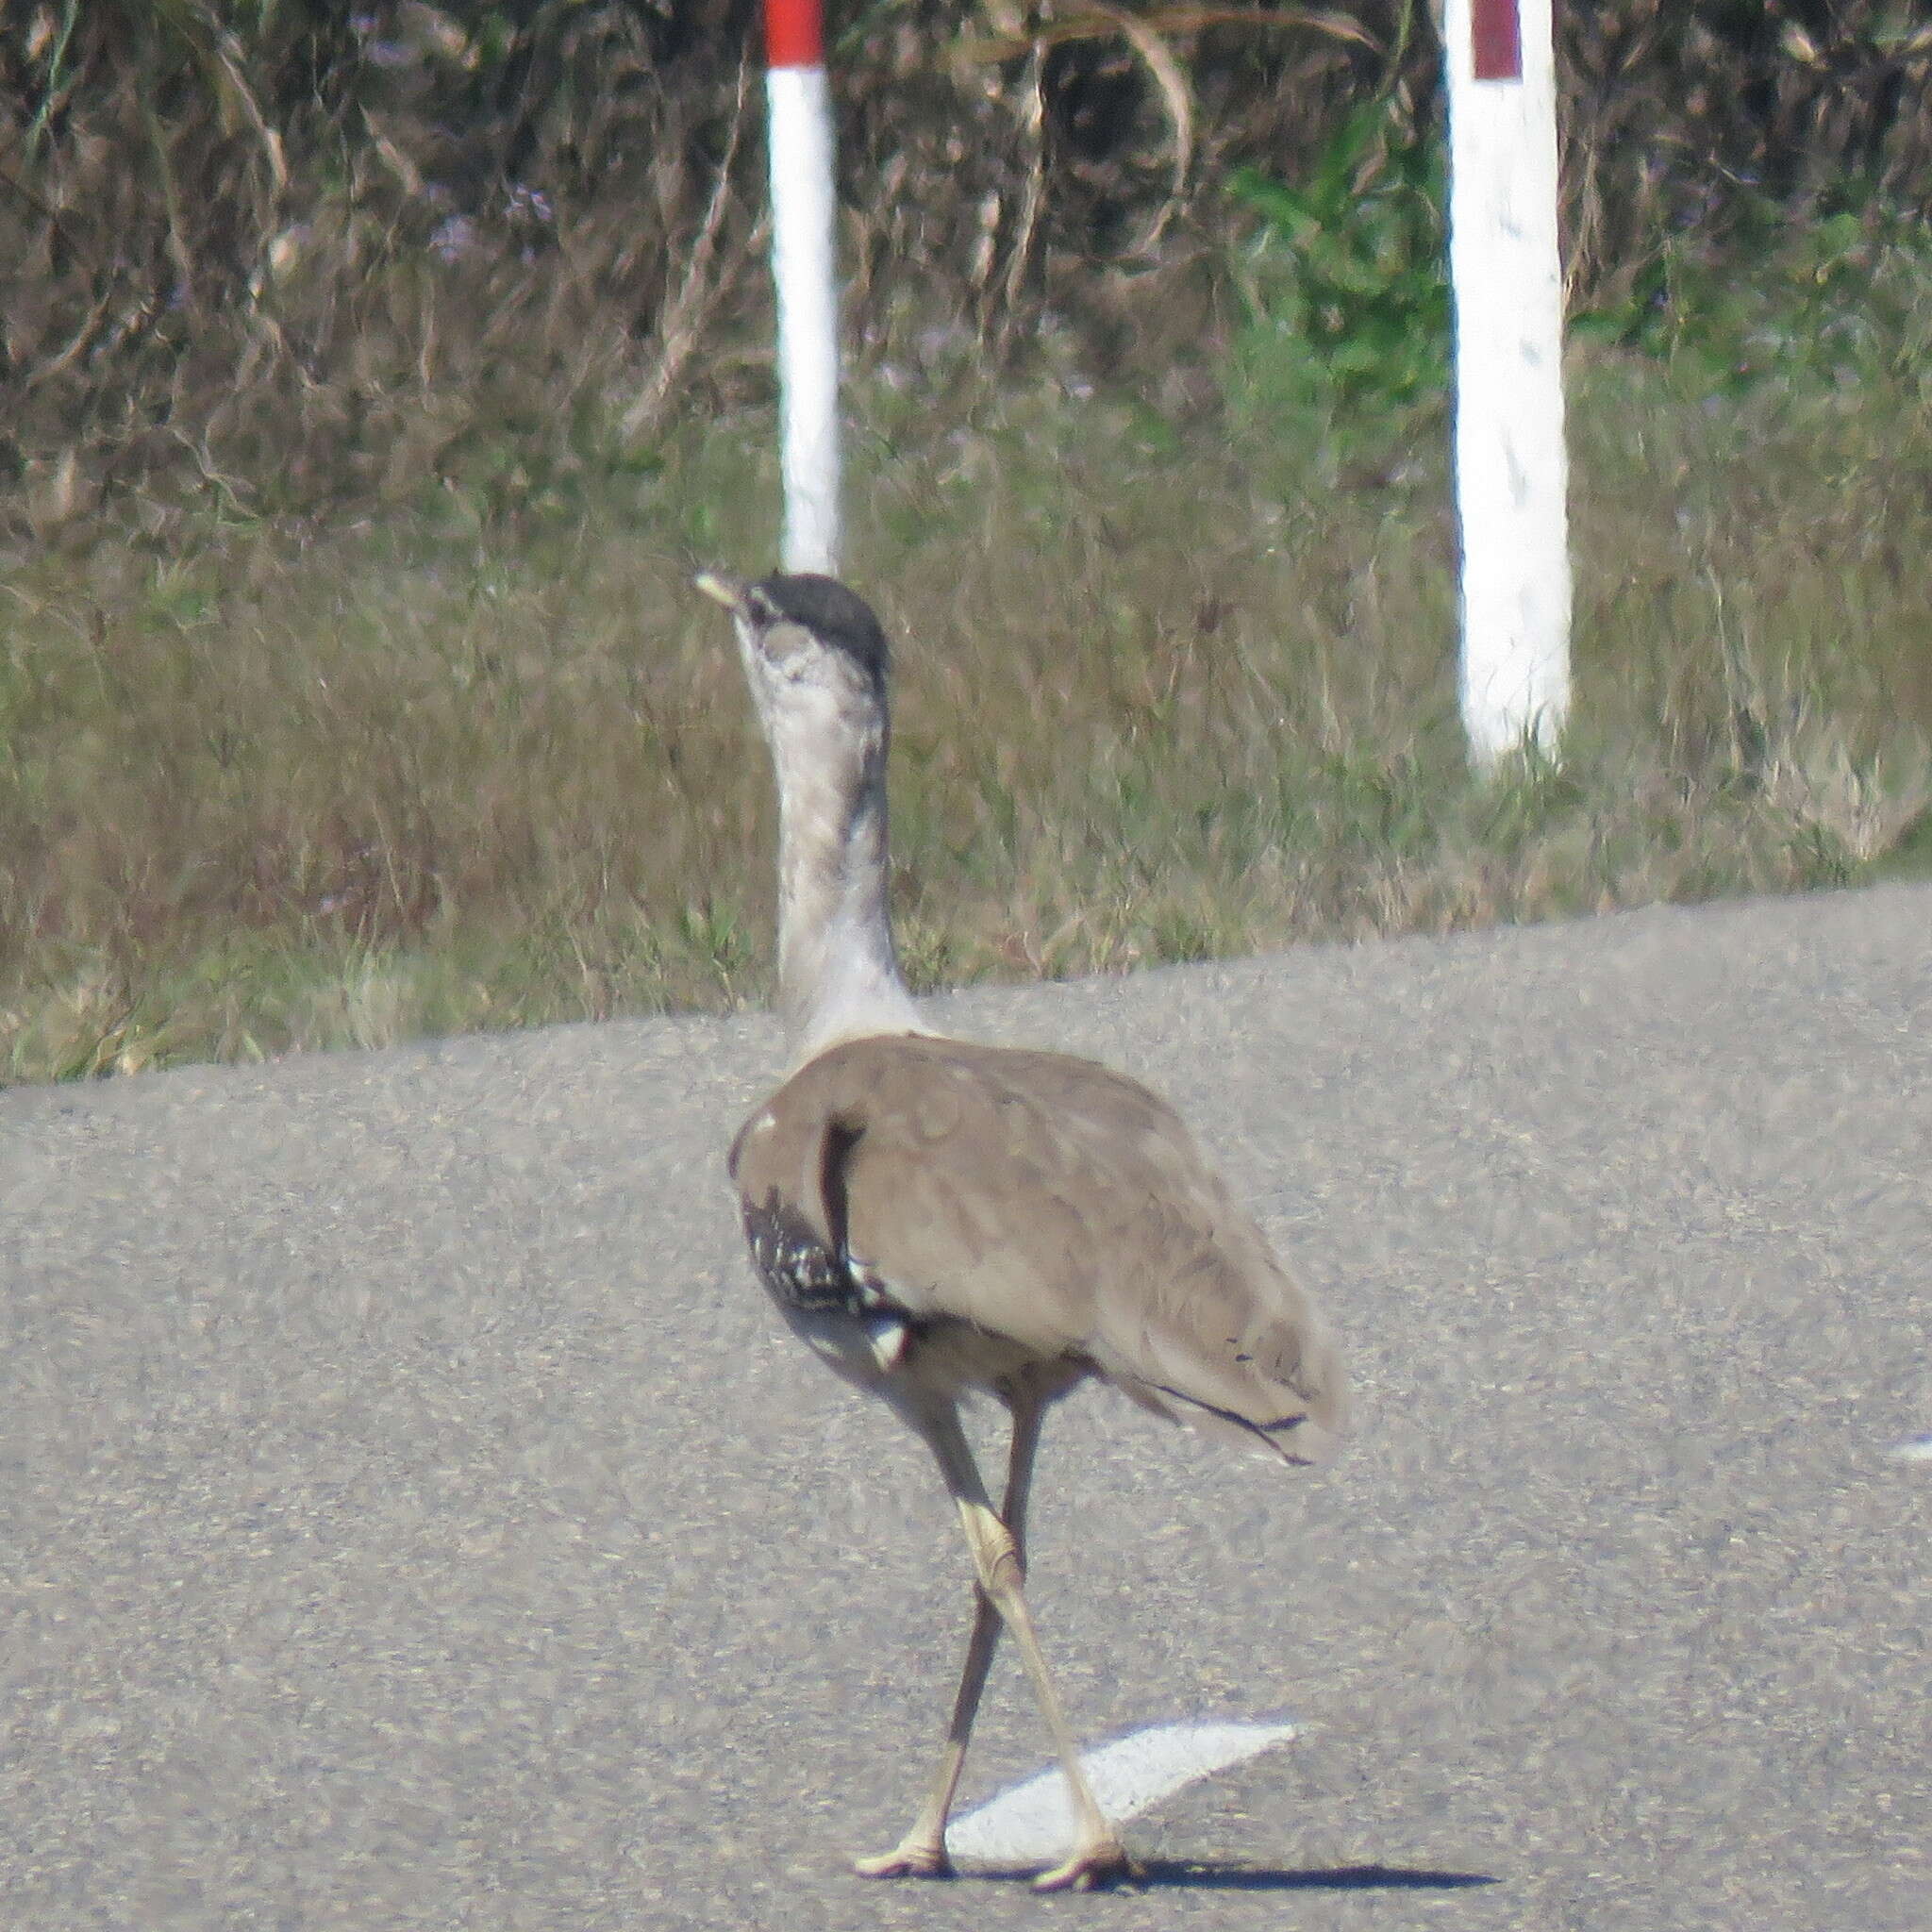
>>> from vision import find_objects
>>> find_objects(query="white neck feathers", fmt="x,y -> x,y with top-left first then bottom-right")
771,708 -> 924,1064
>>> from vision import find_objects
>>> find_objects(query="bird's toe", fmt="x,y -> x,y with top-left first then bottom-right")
1032,1840 -> 1139,1893
853,1840 -> 952,1880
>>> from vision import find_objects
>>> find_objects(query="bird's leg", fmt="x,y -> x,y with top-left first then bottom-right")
854,1390 -> 1046,1880
916,1400 -> 1136,1893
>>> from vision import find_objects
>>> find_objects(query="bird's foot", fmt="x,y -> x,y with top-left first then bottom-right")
1033,1839 -> 1139,1893
853,1839 -> 952,1881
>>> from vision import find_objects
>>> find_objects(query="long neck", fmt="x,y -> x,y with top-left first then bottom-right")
772,718 -> 923,1063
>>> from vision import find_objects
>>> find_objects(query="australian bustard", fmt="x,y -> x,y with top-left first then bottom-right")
697,569 -> 1345,1891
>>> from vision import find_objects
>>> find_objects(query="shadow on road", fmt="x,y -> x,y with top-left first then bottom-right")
1132,1859 -> 1500,1893
955,1859 -> 1498,1892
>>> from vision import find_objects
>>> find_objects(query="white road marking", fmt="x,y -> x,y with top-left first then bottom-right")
1887,1434 -> 1932,1463
943,1720 -> 1295,1865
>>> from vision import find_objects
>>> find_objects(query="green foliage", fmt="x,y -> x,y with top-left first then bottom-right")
1572,190 -> 1932,397
1227,100 -> 1450,422
1225,92 -> 1932,457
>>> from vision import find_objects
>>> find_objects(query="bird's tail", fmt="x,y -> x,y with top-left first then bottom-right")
1117,1367 -> 1345,1467
1099,1272 -> 1348,1469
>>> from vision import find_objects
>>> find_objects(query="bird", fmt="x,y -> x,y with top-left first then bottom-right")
695,568 -> 1345,1891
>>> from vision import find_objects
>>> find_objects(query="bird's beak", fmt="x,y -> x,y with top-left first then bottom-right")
693,570 -> 749,614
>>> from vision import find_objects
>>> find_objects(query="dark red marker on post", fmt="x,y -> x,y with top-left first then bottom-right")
1472,0 -> 1523,80
764,0 -> 824,71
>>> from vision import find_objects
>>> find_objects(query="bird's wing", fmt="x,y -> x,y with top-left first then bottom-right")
735,1034 -> 1344,1464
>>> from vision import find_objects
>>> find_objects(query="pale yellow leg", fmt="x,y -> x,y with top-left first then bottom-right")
854,1392 -> 1045,1879
861,1394 -> 1133,1892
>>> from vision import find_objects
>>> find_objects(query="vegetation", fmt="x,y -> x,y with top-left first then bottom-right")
6,2 -> 1929,532
3,4 -> 1930,1080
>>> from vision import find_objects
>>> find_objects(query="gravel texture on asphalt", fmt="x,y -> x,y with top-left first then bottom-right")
5,883 -> 1927,1930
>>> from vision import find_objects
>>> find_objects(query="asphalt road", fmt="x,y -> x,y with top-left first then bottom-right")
4,884 -> 1927,1931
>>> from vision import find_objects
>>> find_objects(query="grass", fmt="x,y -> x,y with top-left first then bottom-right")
4,339 -> 1931,1085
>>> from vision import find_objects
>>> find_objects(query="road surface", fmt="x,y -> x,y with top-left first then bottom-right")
5,884 -> 1927,1929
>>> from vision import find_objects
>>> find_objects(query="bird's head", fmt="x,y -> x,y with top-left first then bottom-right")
694,571 -> 891,757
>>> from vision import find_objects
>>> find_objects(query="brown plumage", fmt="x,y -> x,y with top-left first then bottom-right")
698,569 -> 1344,1891
731,1034 -> 1341,1465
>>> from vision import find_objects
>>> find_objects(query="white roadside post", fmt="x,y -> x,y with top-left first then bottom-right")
1444,0 -> 1572,765
764,0 -> 842,575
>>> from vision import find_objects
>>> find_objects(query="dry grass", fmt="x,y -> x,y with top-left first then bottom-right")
6,7 -> 1930,1086
10,4 -> 1930,540
4,338 -> 1930,1085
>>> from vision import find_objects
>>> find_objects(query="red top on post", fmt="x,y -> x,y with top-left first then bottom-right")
1472,0 -> 1522,80
765,0 -> 824,69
